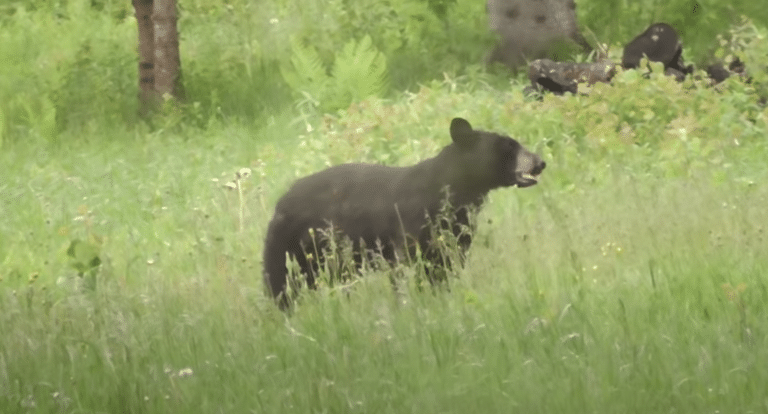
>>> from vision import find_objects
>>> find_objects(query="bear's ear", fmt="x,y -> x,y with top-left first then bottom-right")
450,117 -> 477,147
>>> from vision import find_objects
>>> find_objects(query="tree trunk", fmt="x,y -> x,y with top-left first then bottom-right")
132,0 -> 184,117
486,0 -> 591,71
153,0 -> 185,102
133,0 -> 156,117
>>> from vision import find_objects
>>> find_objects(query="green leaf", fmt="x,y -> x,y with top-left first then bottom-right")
329,35 -> 389,111
66,238 -> 102,275
279,37 -> 331,103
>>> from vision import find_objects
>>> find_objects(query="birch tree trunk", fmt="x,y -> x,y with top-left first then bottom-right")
132,0 -> 184,117
152,0 -> 185,102
133,0 -> 156,117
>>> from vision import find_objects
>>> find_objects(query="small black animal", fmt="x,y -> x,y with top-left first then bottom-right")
622,22 -> 693,78
262,117 -> 546,309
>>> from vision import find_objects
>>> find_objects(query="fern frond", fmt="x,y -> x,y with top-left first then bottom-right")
279,37 -> 331,103
330,35 -> 389,110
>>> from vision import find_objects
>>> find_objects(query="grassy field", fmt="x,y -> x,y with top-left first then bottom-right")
3,74 -> 768,412
2,1 -> 768,413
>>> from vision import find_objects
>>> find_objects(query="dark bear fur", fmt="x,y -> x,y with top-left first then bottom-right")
262,118 -> 546,309
622,23 -> 693,77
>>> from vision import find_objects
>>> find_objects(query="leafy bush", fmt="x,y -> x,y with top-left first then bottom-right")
0,4 -> 135,142
712,16 -> 768,99
578,0 -> 768,64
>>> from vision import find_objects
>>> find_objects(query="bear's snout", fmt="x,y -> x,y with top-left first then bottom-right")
514,150 -> 546,188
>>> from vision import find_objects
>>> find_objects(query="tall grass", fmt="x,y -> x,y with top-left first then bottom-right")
1,0 -> 768,412
3,70 -> 768,411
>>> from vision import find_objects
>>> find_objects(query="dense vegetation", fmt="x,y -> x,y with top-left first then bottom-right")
1,0 -> 767,412
1,0 -> 767,143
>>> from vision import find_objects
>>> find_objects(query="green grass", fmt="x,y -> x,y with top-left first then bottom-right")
2,72 -> 768,412
2,1 -> 768,412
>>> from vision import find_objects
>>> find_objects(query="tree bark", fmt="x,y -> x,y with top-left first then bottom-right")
132,0 -> 184,117
486,0 -> 591,71
153,0 -> 185,102
133,0 -> 156,117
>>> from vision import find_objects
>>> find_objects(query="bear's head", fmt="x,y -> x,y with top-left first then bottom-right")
622,23 -> 686,71
447,117 -> 546,190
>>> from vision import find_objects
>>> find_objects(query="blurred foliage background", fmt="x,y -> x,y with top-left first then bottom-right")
0,0 -> 765,145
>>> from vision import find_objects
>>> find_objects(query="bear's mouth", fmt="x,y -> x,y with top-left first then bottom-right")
515,171 -> 541,188
513,150 -> 546,188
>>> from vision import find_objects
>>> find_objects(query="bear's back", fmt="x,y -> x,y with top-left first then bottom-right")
273,161 -> 447,245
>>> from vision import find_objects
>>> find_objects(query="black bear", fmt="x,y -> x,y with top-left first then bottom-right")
622,23 -> 694,80
262,118 -> 546,309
